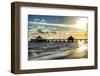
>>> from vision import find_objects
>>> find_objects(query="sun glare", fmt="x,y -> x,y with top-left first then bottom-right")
77,41 -> 87,52
75,18 -> 88,30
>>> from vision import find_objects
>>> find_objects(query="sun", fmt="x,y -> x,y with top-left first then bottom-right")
75,18 -> 88,30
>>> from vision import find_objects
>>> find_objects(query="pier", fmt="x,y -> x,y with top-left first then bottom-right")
30,38 -> 88,43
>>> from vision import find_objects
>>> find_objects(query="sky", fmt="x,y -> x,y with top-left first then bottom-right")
28,15 -> 88,32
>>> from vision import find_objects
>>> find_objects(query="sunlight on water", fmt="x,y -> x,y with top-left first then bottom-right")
77,41 -> 87,53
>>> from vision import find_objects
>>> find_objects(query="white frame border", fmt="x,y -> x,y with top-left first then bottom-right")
20,6 -> 95,70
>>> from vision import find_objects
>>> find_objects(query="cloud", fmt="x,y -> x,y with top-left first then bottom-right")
28,21 -> 74,28
28,17 -> 88,32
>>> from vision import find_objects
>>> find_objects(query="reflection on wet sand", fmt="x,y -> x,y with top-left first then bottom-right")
28,40 -> 88,60
63,41 -> 88,59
